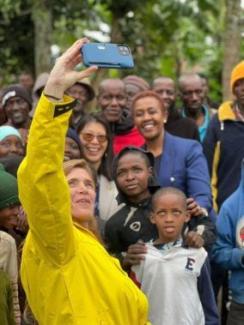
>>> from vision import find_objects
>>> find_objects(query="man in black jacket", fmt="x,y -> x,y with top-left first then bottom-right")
152,77 -> 199,141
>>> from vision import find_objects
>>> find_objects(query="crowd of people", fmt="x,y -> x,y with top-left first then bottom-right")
0,38 -> 243,325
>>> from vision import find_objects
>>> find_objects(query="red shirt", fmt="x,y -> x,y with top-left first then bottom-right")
113,127 -> 145,154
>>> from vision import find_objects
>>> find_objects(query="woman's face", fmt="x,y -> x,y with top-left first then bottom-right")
133,96 -> 166,141
79,122 -> 108,166
116,152 -> 151,203
67,167 -> 96,224
64,137 -> 81,160
0,135 -> 24,157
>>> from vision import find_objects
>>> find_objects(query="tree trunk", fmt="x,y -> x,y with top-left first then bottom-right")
222,0 -> 241,100
32,0 -> 52,75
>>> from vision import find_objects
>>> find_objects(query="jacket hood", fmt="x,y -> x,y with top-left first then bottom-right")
218,101 -> 236,122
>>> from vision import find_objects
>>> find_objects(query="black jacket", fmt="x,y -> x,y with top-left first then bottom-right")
105,197 -> 157,255
166,106 -> 200,141
105,195 -> 216,256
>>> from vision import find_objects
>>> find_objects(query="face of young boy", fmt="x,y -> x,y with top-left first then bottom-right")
151,192 -> 190,243
116,152 -> 151,204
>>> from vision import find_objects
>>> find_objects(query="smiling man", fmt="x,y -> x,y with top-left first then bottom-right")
2,85 -> 32,130
97,78 -> 145,153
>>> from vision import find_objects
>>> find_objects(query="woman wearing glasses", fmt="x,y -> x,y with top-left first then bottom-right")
18,39 -> 149,325
77,114 -> 119,225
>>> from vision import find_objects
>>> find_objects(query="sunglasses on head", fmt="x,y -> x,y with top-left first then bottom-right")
81,133 -> 107,144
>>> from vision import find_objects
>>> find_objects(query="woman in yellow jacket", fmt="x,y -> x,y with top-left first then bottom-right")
18,39 -> 149,325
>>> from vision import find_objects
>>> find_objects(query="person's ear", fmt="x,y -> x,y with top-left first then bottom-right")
163,109 -> 168,123
232,87 -> 237,98
148,166 -> 153,176
150,212 -> 156,224
184,211 -> 191,223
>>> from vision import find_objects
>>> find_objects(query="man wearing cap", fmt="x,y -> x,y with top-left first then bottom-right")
203,61 -> 244,325
66,79 -> 95,129
203,61 -> 244,212
123,75 -> 150,110
2,85 -> 32,130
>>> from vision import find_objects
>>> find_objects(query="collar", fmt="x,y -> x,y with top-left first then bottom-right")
73,221 -> 98,240
218,101 -> 236,121
198,105 -> 210,141
153,238 -> 183,251
116,194 -> 152,207
182,105 -> 207,118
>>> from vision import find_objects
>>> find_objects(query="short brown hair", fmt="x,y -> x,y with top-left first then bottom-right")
131,90 -> 165,112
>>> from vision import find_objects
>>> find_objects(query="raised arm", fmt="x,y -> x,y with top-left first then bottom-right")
18,39 -> 97,265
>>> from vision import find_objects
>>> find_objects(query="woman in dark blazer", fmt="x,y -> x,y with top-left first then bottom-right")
131,90 -> 214,219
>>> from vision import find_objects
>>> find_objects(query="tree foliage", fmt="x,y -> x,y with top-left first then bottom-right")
0,0 -> 34,84
0,0 -> 243,101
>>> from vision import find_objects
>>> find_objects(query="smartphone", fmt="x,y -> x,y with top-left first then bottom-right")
81,43 -> 134,69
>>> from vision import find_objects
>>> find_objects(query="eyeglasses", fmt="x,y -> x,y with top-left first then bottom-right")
80,133 -> 107,144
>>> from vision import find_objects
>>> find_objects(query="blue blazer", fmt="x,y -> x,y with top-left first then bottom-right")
157,132 -> 212,213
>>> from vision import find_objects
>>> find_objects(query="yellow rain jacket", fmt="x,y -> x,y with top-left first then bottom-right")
18,94 -> 149,325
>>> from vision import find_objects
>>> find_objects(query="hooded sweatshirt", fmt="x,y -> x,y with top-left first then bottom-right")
212,160 -> 244,304
203,101 -> 244,211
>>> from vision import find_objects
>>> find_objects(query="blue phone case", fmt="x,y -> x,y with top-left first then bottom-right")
81,43 -> 134,69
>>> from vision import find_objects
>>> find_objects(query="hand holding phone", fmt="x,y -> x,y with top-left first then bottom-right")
81,43 -> 134,69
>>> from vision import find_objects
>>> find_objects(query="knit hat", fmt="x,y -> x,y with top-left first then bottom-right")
75,78 -> 95,101
230,61 -> 244,92
0,164 -> 19,210
2,84 -> 32,109
0,126 -> 22,142
123,75 -> 150,91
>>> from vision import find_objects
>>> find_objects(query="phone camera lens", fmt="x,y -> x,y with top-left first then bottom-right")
119,46 -> 129,56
